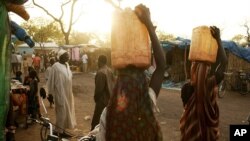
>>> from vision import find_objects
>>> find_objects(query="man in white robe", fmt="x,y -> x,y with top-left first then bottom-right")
47,49 -> 76,134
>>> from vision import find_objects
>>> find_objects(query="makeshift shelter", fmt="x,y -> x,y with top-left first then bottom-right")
16,42 -> 59,55
86,47 -> 111,72
59,44 -> 111,72
160,38 -> 191,82
160,37 -> 250,90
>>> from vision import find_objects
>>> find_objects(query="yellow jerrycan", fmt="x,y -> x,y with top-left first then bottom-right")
111,8 -> 151,69
189,26 -> 218,63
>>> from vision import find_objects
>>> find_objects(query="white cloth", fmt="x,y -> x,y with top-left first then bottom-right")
47,62 -> 76,130
81,54 -> 88,64
11,54 -> 18,63
93,87 -> 158,141
16,54 -> 22,63
45,66 -> 52,81
148,87 -> 160,112
57,49 -> 67,60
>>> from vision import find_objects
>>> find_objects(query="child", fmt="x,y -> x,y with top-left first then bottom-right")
13,71 -> 22,83
27,70 -> 42,119
23,57 -> 29,77
23,67 -> 40,86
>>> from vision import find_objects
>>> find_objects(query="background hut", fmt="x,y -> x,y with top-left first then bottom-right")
161,38 -> 191,83
161,39 -> 250,91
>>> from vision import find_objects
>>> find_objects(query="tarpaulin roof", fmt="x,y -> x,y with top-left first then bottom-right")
161,37 -> 250,62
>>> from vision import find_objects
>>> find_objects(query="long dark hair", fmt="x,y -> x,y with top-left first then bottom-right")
105,66 -> 162,141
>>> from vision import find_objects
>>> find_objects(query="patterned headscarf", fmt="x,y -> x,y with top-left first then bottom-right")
106,67 -> 162,141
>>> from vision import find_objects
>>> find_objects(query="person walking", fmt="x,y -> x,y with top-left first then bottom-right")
91,55 -> 114,130
81,52 -> 88,73
16,52 -> 22,71
92,4 -> 166,141
45,58 -> 55,108
27,70 -> 42,119
180,26 -> 228,141
47,49 -> 76,136
32,53 -> 41,73
22,57 -> 29,77
11,52 -> 18,75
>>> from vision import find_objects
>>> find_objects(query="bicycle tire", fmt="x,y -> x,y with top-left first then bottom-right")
40,125 -> 49,141
218,81 -> 226,98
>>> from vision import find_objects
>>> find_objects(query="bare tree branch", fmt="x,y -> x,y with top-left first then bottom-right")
243,22 -> 250,42
66,0 -> 77,34
32,0 -> 59,22
72,9 -> 84,25
32,0 -> 78,44
59,0 -> 71,20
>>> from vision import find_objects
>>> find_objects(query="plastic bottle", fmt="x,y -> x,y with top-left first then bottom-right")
111,8 -> 151,69
189,26 -> 218,63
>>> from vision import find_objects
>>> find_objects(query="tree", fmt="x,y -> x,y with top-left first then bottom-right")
232,34 -> 246,45
21,17 -> 64,44
243,21 -> 250,43
32,0 -> 78,45
156,30 -> 175,41
70,31 -> 92,45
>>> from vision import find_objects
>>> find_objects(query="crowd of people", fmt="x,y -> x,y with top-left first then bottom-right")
5,4 -> 229,141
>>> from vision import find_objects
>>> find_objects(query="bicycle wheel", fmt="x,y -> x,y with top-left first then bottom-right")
40,125 -> 49,141
218,81 -> 226,98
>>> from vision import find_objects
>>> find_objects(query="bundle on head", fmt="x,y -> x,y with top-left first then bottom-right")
180,62 -> 219,141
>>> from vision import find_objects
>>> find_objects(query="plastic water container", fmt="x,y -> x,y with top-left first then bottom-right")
189,26 -> 218,63
111,8 -> 151,69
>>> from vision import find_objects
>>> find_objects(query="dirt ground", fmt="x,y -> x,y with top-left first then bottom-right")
14,72 -> 250,141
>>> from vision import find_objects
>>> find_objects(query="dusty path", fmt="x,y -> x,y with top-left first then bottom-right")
14,72 -> 250,141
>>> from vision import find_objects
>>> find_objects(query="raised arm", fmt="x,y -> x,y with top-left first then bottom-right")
210,26 -> 228,84
135,4 -> 166,96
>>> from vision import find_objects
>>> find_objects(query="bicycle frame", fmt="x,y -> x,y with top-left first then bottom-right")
46,122 -> 59,141
33,117 -> 95,141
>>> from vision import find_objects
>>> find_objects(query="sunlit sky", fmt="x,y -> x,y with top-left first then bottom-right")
10,0 -> 250,40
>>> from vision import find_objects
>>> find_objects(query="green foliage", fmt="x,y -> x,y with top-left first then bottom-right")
156,30 -> 175,41
21,17 -> 64,44
70,31 -> 92,45
232,34 -> 248,46
232,34 -> 245,42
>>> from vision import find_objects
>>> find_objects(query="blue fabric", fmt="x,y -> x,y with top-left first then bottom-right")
161,37 -> 250,62
10,21 -> 35,47
222,41 -> 250,62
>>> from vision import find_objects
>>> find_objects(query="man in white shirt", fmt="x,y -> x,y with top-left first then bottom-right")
16,52 -> 22,71
11,52 -> 18,74
81,52 -> 88,73
47,49 -> 76,136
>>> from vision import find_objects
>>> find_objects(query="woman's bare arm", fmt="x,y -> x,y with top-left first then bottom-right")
135,4 -> 166,96
210,26 -> 228,84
